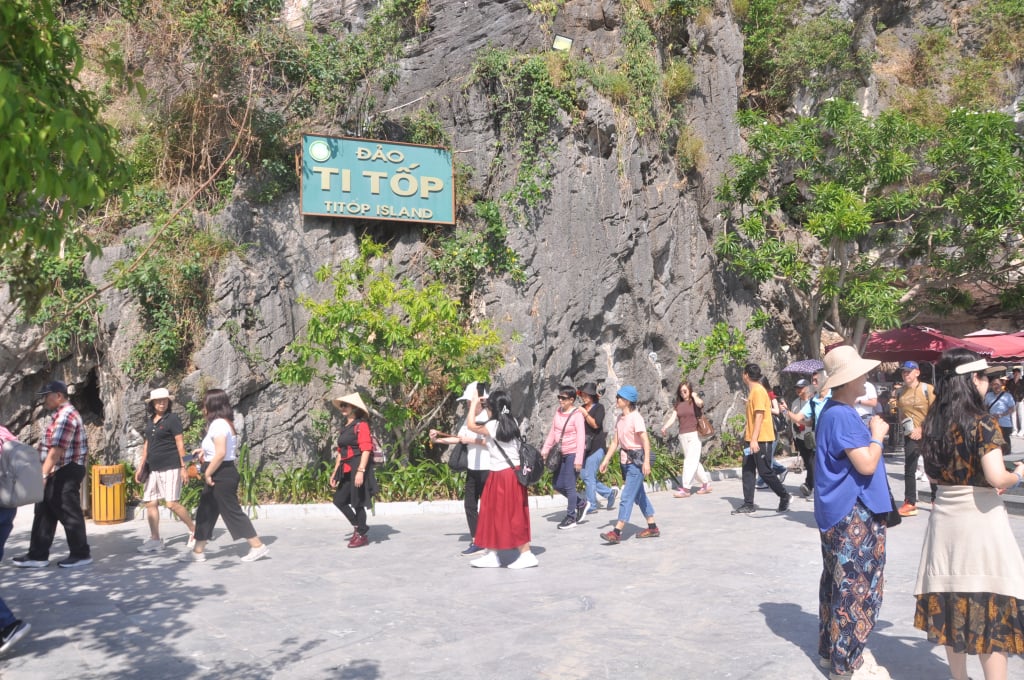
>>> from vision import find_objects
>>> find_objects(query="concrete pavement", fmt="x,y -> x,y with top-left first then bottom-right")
1,459 -> 1023,679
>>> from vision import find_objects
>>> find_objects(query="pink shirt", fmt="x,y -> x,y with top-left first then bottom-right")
615,409 -> 647,464
541,408 -> 586,466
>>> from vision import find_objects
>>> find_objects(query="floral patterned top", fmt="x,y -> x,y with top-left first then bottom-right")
923,414 -> 1005,487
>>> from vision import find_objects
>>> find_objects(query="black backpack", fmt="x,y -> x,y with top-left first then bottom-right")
494,439 -> 544,487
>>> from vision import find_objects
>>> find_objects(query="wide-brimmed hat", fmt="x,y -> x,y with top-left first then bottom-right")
821,346 -> 880,392
332,392 -> 369,417
578,382 -> 600,399
145,387 -> 174,403
456,381 -> 489,401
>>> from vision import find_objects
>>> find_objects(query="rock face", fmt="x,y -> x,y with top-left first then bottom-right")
0,0 -> 1014,465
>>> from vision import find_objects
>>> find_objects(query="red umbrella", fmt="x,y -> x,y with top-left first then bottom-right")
861,326 -> 993,362
958,332 -> 1024,361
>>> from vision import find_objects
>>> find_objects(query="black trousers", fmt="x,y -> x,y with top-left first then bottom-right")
29,462 -> 90,560
463,469 -> 489,538
333,481 -> 368,534
794,436 -> 815,489
903,437 -> 920,505
194,463 -> 257,542
742,442 -> 788,504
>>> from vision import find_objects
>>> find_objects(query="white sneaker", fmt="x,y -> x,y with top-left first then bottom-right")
186,533 -> 196,550
507,551 -> 538,570
240,544 -> 269,562
178,550 -> 206,562
470,550 -> 501,568
137,538 -> 164,553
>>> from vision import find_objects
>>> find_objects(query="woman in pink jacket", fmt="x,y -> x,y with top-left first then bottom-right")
541,385 -> 587,529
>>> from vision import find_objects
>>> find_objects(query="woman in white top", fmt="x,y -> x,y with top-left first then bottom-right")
462,389 -> 536,569
179,389 -> 269,563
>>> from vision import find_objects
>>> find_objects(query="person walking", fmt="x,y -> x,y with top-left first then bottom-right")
540,385 -> 587,528
328,392 -> 380,549
733,365 -> 791,515
135,388 -> 196,552
14,380 -> 91,569
914,350 -> 1024,680
782,376 -> 828,498
179,389 -> 269,562
0,425 -> 30,653
598,385 -> 659,543
578,383 -> 617,514
984,376 -> 1015,455
1009,366 -> 1024,437
660,380 -> 712,498
895,360 -> 934,517
429,381 -> 490,555
814,345 -> 892,680
462,389 -> 536,569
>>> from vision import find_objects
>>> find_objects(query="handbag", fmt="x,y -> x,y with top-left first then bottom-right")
0,440 -> 44,507
693,402 -> 714,438
494,439 -> 544,487
447,442 -> 469,472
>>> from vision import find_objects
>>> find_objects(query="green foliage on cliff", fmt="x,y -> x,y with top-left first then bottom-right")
716,99 -> 1024,355
277,236 -> 504,464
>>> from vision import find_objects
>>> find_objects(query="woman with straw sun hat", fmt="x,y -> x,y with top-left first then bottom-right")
329,392 -> 380,548
135,387 -> 196,553
814,345 -> 892,680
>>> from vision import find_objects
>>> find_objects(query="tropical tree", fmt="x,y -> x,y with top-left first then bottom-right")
276,236 -> 504,464
0,0 -> 128,314
715,99 -> 1024,356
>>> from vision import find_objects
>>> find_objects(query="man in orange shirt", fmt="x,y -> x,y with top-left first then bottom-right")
733,364 -> 792,515
894,361 -> 935,517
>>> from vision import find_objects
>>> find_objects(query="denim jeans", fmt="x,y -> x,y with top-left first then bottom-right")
617,463 -> 655,524
0,506 -> 18,628
581,449 -> 612,507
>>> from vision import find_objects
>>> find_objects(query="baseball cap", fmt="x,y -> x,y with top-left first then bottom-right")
901,361 -> 919,370
616,385 -> 639,404
456,381 -> 489,401
37,380 -> 69,396
795,379 -> 810,388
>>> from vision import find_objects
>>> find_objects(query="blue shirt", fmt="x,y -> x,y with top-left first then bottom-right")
813,400 -> 892,531
984,391 -> 1015,428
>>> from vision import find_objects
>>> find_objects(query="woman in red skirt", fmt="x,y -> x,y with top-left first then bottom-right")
462,389 -> 536,569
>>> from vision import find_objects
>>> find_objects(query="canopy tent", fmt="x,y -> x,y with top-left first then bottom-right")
956,332 -> 1024,361
861,326 -> 993,362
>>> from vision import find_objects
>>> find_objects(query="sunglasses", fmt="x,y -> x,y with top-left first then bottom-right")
558,395 -> 574,401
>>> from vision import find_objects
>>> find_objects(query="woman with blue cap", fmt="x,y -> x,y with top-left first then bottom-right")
598,385 -> 659,544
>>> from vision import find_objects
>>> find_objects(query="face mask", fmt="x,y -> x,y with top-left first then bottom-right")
475,410 -> 490,424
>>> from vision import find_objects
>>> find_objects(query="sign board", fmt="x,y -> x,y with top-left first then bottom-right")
300,134 -> 455,225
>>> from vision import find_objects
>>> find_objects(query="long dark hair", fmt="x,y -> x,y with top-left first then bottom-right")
203,388 -> 235,427
674,380 -> 694,404
921,349 -> 988,469
486,389 -> 520,443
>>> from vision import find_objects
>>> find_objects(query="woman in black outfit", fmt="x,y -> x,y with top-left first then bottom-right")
330,392 -> 379,548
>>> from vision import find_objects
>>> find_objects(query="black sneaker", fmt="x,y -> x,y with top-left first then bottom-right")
576,500 -> 589,522
11,555 -> 48,568
57,556 -> 92,569
778,494 -> 792,512
557,515 -> 577,530
731,503 -> 757,515
0,620 -> 30,654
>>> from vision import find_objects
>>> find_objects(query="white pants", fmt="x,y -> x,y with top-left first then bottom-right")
678,431 -> 710,489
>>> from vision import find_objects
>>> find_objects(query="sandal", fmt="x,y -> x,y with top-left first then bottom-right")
673,488 -> 692,498
696,483 -> 713,495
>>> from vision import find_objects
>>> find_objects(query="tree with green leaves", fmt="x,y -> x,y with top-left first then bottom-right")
715,99 -> 1024,357
277,236 -> 504,464
0,0 -> 128,315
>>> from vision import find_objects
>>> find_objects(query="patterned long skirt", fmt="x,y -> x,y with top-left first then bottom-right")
819,500 -> 887,675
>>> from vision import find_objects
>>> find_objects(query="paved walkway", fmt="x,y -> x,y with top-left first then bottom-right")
1,459 -> 1023,679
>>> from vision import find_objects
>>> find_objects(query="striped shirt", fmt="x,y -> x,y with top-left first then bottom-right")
41,402 -> 88,468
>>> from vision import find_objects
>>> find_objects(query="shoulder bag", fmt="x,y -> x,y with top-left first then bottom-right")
694,402 -> 714,438
545,410 -> 575,473
0,440 -> 44,508
447,442 -> 469,472
494,439 -> 544,487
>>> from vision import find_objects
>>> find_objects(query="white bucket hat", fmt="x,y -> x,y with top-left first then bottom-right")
145,387 -> 174,403
821,346 -> 880,392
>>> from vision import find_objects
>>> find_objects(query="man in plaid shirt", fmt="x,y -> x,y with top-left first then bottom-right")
13,381 -> 92,569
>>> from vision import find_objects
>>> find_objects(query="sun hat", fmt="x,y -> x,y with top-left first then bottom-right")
821,346 -> 880,392
145,387 -> 174,403
616,385 -> 639,404
331,392 -> 369,417
37,380 -> 69,396
456,381 -> 489,401
900,360 -> 919,370
950,357 -> 1005,376
579,382 -> 600,399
